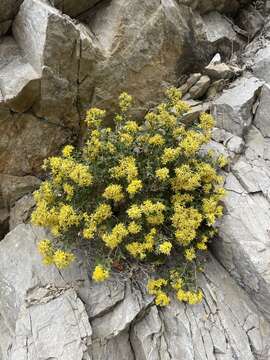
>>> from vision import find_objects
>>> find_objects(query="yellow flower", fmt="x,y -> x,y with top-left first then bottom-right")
127,205 -> 142,219
58,204 -> 80,231
128,221 -> 142,234
199,113 -> 215,131
119,92 -> 133,112
202,197 -> 223,225
83,224 -> 96,240
177,289 -> 203,304
218,154 -> 229,168
85,108 -> 106,128
103,184 -> 124,202
179,130 -> 205,156
159,241 -> 172,255
197,241 -> 207,250
69,164 -> 93,187
147,278 -> 167,294
92,265 -> 109,282
33,181 -> 55,204
38,239 -> 54,265
172,165 -> 201,191
155,167 -> 169,181
92,204 -> 112,223
62,145 -> 74,158
161,147 -> 180,164
166,87 -> 182,102
124,121 -> 139,133
155,291 -> 170,306
185,247 -> 196,262
53,250 -> 75,269
120,133 -> 134,145
148,134 -> 165,146
127,179 -> 143,196
111,156 -> 138,182
172,204 -> 202,246
102,223 -> 128,249
63,183 -> 74,200
126,242 -> 146,259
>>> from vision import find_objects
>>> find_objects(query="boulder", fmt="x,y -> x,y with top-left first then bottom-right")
0,0 -> 23,36
9,289 -> 92,360
189,75 -> 211,99
49,0 -> 101,17
211,75 -> 263,136
237,5 -> 264,40
0,37 -> 40,113
205,63 -> 234,80
9,194 -> 35,230
201,11 -> 244,58
0,111 -> 72,176
0,174 -> 40,208
251,44 -> 270,84
0,208 -> 9,240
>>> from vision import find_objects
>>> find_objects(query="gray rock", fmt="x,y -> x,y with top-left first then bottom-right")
252,44 -> 270,84
0,37 -> 40,113
0,111 -> 72,176
206,79 -> 225,98
49,0 -> 101,17
214,176 -> 270,321
237,5 -> 264,40
212,75 -> 263,136
9,194 -> 35,230
9,289 -> 92,360
179,73 -> 202,95
189,75 -> 211,99
205,63 -> 234,80
0,0 -> 23,36
0,174 -> 40,208
1,224 -> 269,359
0,21 -> 12,37
202,11 -> 244,57
13,0 -> 81,128
0,208 -> 9,240
254,84 -> 270,137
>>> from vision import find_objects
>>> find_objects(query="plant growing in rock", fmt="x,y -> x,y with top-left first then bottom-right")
31,88 -> 227,306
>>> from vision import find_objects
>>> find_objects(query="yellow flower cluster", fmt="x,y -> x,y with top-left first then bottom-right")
159,241 -> 172,255
119,92 -> 133,112
38,240 -> 75,269
32,88 -> 226,308
126,228 -> 156,259
177,289 -> 203,304
161,147 -> 180,164
102,223 -> 129,249
127,179 -> 143,196
111,156 -> 138,182
155,167 -> 169,181
147,278 -> 170,306
172,204 -> 202,246
103,184 -> 124,202
85,108 -> 106,129
83,203 -> 112,240
92,265 -> 109,282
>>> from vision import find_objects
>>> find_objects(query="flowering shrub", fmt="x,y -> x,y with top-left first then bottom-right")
32,88 -> 227,306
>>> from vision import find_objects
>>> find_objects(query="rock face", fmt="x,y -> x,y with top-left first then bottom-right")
1,0 -> 270,359
0,224 -> 270,359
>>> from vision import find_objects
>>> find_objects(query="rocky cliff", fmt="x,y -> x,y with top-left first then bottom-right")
1,0 -> 270,359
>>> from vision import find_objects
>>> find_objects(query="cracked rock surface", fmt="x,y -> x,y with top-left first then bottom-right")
1,0 -> 270,359
1,224 -> 270,359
